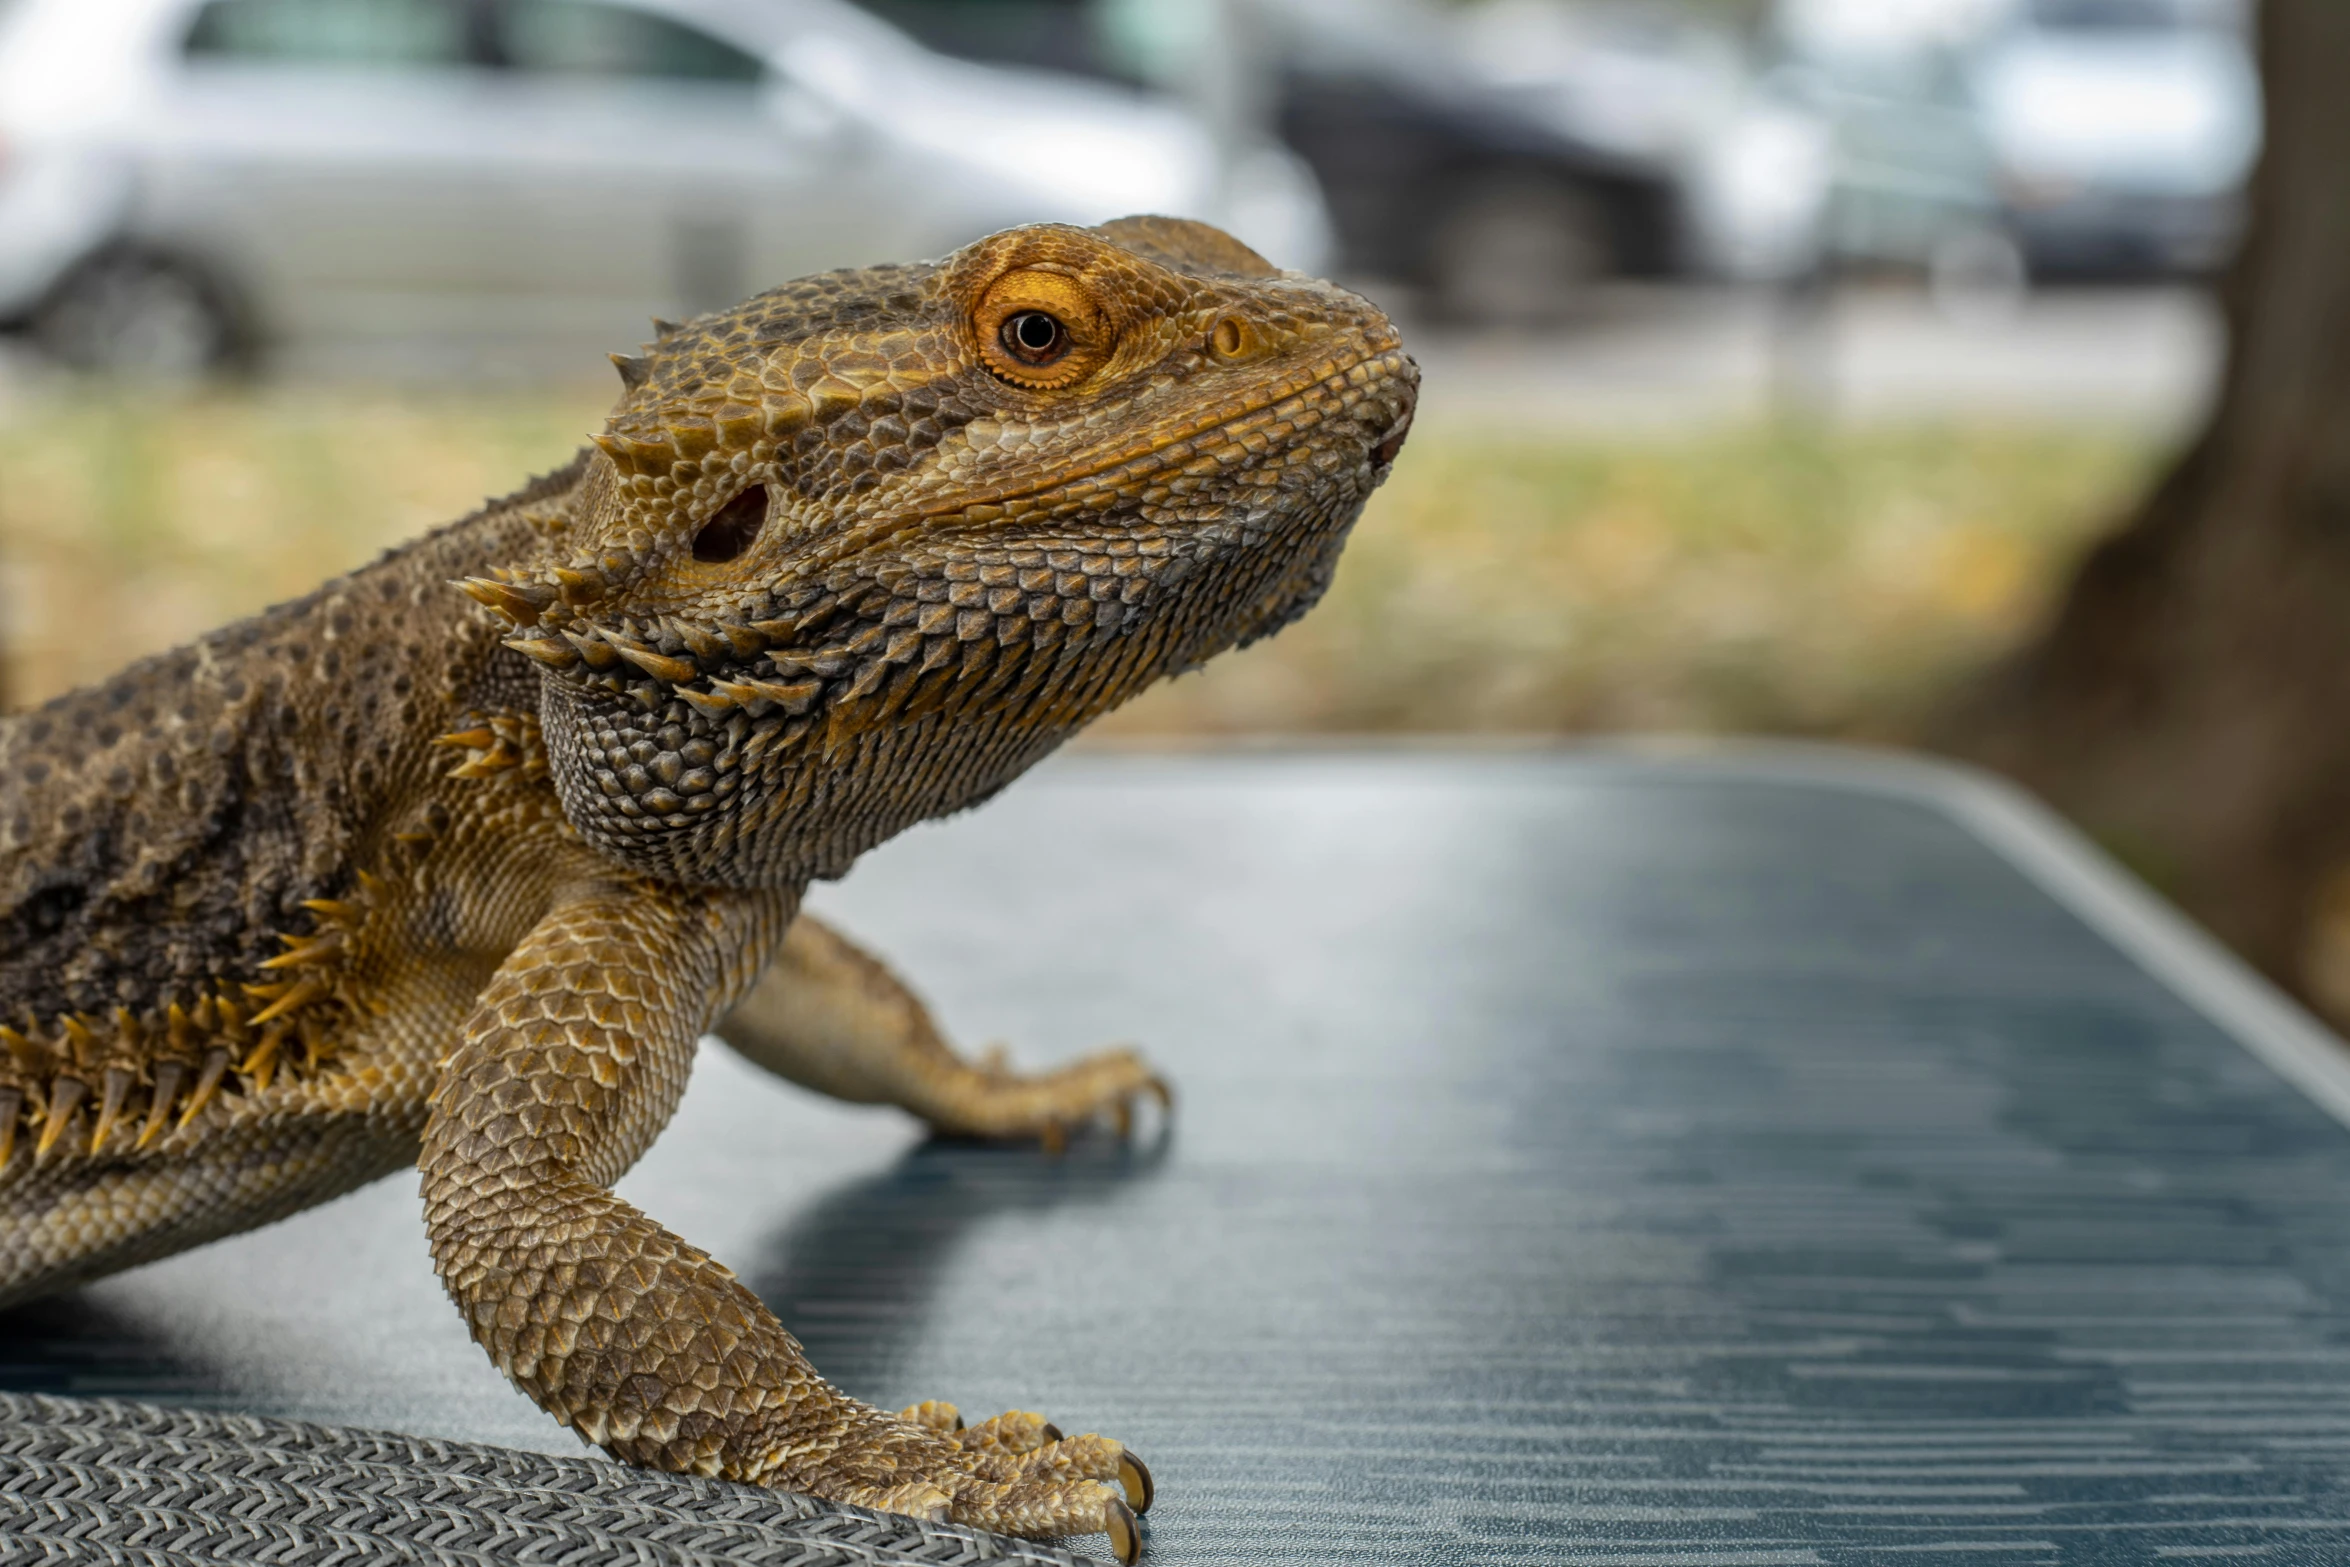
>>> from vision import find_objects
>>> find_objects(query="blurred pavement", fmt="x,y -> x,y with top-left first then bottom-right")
1395,281 -> 2220,433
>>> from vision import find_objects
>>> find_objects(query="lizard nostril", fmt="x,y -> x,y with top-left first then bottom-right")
693,484 -> 768,563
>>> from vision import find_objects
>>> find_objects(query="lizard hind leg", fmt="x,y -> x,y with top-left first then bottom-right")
717,915 -> 1171,1146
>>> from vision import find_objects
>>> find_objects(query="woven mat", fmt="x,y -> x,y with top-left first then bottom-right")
0,1392 -> 1109,1566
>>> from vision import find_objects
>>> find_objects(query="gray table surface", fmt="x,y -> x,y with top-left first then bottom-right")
8,747 -> 2350,1567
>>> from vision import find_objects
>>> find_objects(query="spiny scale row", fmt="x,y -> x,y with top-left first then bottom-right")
0,890 -> 369,1168
431,712 -> 547,784
466,556 -> 1160,733
457,533 -> 1172,639
548,606 -> 1128,773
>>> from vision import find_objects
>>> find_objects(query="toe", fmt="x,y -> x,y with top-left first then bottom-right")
927,1045 -> 1172,1143
898,1399 -> 964,1433
840,1480 -> 954,1522
956,1408 -> 1059,1455
947,1475 -> 1137,1561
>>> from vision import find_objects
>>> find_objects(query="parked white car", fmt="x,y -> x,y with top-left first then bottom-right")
0,0 -> 1330,375
1975,0 -> 2258,275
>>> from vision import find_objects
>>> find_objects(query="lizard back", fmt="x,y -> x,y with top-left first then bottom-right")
0,461 -> 580,1158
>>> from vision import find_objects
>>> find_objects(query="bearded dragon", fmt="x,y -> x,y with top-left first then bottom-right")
0,217 -> 1415,1562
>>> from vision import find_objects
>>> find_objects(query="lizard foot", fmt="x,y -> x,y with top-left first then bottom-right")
809,1401 -> 1151,1562
902,1401 -> 1153,1511
929,1045 -> 1172,1151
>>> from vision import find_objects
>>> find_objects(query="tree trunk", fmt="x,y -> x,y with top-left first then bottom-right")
1946,0 -> 2350,1020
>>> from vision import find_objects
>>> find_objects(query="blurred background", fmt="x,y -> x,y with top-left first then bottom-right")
10,0 -> 2346,1024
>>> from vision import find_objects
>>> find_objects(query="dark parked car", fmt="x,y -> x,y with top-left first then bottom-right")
854,0 -> 1684,323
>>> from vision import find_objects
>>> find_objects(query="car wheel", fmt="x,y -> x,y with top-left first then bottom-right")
33,252 -> 246,378
1427,175 -> 1611,328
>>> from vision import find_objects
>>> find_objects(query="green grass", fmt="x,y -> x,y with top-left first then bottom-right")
0,385 -> 2163,739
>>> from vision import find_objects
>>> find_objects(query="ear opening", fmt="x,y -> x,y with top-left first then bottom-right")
693,484 -> 768,563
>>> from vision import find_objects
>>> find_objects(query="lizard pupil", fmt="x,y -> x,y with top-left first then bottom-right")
1002,311 -> 1067,365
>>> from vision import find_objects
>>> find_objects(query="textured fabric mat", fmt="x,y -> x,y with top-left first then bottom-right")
0,1391 -> 1106,1566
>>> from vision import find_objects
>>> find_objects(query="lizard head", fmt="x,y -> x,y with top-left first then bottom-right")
469,216 -> 1417,887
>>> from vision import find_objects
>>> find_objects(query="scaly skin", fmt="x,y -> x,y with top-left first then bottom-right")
0,217 -> 1416,1560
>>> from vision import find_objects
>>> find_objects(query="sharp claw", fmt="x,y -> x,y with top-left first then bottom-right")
1042,1422 -> 1064,1444
1143,1076 -> 1173,1111
1119,1450 -> 1155,1514
1104,1495 -> 1143,1565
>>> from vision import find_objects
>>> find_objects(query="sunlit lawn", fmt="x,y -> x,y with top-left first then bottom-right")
0,381 -> 2161,741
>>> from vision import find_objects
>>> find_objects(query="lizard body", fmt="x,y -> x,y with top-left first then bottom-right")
0,217 -> 1415,1560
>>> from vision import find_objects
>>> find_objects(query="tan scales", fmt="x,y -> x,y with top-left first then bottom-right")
0,217 -> 1417,1562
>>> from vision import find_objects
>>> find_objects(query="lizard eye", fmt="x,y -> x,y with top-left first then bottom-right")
975,268 -> 1110,390
1001,311 -> 1067,365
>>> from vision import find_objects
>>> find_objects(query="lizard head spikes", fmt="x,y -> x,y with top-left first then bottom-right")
481,216 -> 1419,888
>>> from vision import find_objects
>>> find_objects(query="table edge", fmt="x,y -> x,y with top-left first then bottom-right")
1714,739 -> 2350,1134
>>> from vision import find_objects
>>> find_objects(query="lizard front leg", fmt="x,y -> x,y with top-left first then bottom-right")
419,880 -> 1147,1560
717,914 -> 1169,1148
